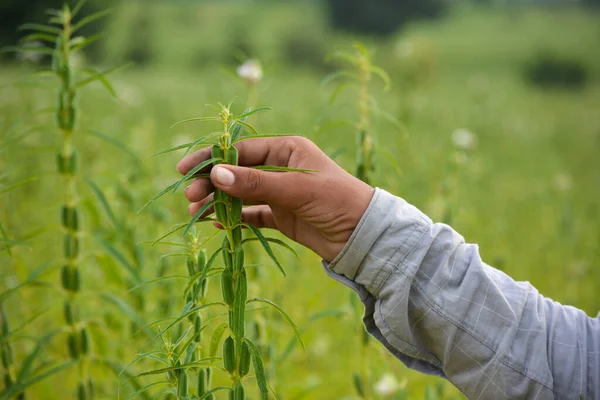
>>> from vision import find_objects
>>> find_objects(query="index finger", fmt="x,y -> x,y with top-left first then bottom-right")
177,136 -> 299,175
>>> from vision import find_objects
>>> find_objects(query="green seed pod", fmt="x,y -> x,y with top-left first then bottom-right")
197,249 -> 207,271
1,305 -> 9,336
67,332 -> 79,359
1,344 -> 13,369
233,246 -> 244,275
61,206 -> 79,231
221,269 -> 235,307
200,277 -> 209,298
71,267 -> 81,292
225,146 -> 238,166
211,145 -> 224,165
197,368 -> 206,396
177,370 -> 188,397
352,372 -> 365,398
186,256 -> 195,276
56,152 -> 77,175
228,311 -> 234,329
231,225 -> 242,247
222,336 -> 236,374
193,314 -> 202,342
77,381 -> 87,400
238,341 -> 251,377
61,265 -> 71,290
3,372 -> 12,389
228,390 -> 235,400
88,379 -> 95,398
64,300 -> 74,325
64,106 -> 77,131
206,367 -> 213,388
222,237 -> 232,269
230,198 -> 243,225
80,327 -> 89,355
233,381 -> 246,400
64,233 -> 79,259
185,290 -> 193,305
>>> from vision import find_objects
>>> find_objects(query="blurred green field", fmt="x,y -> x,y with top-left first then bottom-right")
1,2 -> 599,399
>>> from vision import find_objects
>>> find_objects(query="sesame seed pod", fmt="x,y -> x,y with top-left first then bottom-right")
197,368 -> 206,396
199,277 -> 209,299
214,189 -> 227,223
1,344 -> 12,369
231,225 -> 242,247
177,370 -> 188,397
221,269 -> 235,307
211,145 -> 224,165
80,327 -> 89,355
88,379 -> 95,399
225,146 -> 238,166
223,336 -> 236,374
1,304 -> 9,336
64,233 -> 79,259
61,206 -> 79,231
71,267 -> 80,292
186,256 -> 195,276
67,332 -> 79,359
233,247 -> 244,275
77,381 -> 87,400
206,367 -> 213,389
238,341 -> 251,377
197,249 -> 207,271
233,381 -> 246,400
64,300 -> 74,325
193,314 -> 202,342
222,237 -> 233,270
228,390 -> 235,400
61,265 -> 71,290
56,152 -> 77,176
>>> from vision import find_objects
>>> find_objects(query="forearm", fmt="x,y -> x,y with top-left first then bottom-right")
325,189 -> 599,399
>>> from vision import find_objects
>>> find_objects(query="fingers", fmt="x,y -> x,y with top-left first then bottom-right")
241,205 -> 277,230
177,136 -> 308,176
185,178 -> 214,202
188,193 -> 215,218
210,164 -> 315,208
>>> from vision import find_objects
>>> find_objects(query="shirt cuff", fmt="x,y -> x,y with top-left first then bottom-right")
324,188 -> 431,297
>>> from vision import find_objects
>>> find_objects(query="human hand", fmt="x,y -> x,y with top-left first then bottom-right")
177,136 -> 374,262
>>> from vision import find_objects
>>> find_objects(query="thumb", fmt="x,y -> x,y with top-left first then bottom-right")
210,165 -> 300,205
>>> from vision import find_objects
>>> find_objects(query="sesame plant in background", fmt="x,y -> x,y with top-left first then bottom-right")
323,43 -> 406,400
136,100 -> 307,399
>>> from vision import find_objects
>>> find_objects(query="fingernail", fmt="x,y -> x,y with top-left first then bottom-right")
214,166 -> 235,186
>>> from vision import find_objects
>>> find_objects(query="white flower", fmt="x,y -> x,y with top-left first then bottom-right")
451,128 -> 478,150
237,60 -> 263,85
374,373 -> 401,396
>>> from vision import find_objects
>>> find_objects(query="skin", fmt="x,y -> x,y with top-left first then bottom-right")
177,136 -> 374,262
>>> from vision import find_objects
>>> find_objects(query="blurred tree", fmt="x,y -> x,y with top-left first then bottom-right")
326,0 -> 447,36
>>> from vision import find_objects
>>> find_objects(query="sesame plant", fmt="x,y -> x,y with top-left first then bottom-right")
323,43 -> 402,400
137,100 -> 306,399
4,1 -> 127,398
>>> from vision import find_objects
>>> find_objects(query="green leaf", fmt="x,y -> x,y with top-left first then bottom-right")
371,65 -> 391,91
245,224 -> 286,276
182,200 -> 219,237
182,247 -> 223,299
98,292 -> 153,338
234,119 -> 259,135
138,181 -> 179,213
2,359 -> 80,398
209,322 -> 228,358
329,81 -> 355,105
75,64 -> 128,90
321,70 -> 358,87
352,42 -> 371,57
1,45 -> 54,55
71,0 -> 88,18
183,132 -> 222,156
151,223 -> 188,247
242,237 -> 298,259
235,106 -> 272,120
136,358 -> 220,377
0,262 -> 52,303
86,179 -> 118,229
146,142 -> 192,158
243,339 -> 269,400
72,8 -> 112,32
18,23 -> 62,35
198,386 -> 232,400
17,330 -> 60,381
19,33 -> 57,44
251,165 -> 317,173
71,32 -> 104,53
98,239 -> 141,283
247,298 -> 304,349
79,67 -> 117,97
128,275 -> 188,293
170,117 -> 219,129
127,380 -> 169,400
173,157 -> 220,194
0,177 -> 38,196
232,271 -> 247,339
83,129 -> 140,161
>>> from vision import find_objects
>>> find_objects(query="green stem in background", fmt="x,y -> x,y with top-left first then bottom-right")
52,5 -> 93,400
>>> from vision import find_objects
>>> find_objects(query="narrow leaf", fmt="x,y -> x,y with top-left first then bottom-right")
84,129 -> 139,160
234,119 -> 258,135
2,360 -> 80,398
75,64 -> 128,90
136,359 -> 220,377
247,298 -> 304,349
18,23 -> 62,35
2,45 -> 54,55
170,117 -> 219,129
86,179 -> 118,229
72,8 -> 112,32
182,200 -> 217,237
245,224 -> 286,276
138,181 -> 178,212
209,322 -> 228,358
251,165 -> 317,173
235,106 -> 272,120
244,339 -> 269,400
242,237 -> 298,259
198,386 -> 232,400
173,157 -> 219,194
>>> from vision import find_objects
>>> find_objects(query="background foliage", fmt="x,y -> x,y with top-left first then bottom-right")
1,1 -> 599,399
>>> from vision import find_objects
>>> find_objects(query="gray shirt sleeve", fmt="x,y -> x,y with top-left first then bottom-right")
324,188 -> 599,399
